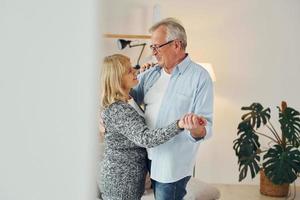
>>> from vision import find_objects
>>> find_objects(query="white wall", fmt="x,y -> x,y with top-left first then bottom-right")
103,0 -> 300,186
0,0 -> 100,199
102,0 -> 154,65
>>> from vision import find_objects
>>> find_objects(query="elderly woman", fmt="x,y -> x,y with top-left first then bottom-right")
98,54 -> 206,200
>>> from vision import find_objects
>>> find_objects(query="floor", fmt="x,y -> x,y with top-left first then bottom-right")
98,184 -> 300,200
214,184 -> 300,200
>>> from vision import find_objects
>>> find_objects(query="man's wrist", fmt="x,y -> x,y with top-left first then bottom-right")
190,127 -> 206,140
192,134 -> 205,141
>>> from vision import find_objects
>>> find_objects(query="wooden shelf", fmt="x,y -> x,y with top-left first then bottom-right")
103,33 -> 151,39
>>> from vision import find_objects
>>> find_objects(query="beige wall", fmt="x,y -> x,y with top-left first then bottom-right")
102,0 -> 300,185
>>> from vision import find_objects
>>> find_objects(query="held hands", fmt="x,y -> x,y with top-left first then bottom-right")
178,113 -> 207,139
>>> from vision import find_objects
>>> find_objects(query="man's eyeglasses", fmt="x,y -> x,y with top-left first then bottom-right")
150,40 -> 175,52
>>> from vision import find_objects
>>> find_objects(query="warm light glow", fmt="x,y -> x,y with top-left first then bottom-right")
198,63 -> 216,82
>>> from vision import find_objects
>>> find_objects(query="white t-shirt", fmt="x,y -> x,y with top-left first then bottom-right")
128,98 -> 144,117
143,69 -> 171,159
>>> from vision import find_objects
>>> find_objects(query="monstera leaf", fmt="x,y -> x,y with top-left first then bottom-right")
278,106 -> 300,147
241,103 -> 271,129
234,101 -> 300,185
263,144 -> 300,184
233,120 -> 261,181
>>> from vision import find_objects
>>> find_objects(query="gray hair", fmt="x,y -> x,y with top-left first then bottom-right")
149,18 -> 187,50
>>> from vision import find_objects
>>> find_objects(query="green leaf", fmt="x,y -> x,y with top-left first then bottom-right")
241,103 -> 271,129
233,120 -> 261,181
263,145 -> 300,184
278,106 -> 300,147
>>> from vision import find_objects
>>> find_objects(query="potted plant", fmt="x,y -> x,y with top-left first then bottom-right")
233,101 -> 300,197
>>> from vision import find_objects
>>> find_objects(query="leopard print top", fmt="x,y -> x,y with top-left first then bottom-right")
99,101 -> 181,200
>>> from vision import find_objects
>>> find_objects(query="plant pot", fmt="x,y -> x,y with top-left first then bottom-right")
260,170 -> 289,197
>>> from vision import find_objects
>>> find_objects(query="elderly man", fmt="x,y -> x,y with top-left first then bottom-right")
131,18 -> 214,200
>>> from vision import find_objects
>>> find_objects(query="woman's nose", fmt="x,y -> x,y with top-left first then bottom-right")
133,68 -> 138,75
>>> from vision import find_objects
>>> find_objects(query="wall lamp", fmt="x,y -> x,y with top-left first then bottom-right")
117,39 -> 146,70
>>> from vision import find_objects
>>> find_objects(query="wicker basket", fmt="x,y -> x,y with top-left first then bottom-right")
260,170 -> 289,197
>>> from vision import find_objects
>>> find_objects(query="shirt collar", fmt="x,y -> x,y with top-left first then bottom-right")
154,54 -> 191,75
175,54 -> 191,74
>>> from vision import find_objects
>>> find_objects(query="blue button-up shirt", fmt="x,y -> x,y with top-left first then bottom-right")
131,55 -> 214,183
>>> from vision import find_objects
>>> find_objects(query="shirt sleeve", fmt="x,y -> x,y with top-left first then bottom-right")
130,72 -> 146,105
104,102 -> 181,148
188,70 -> 214,142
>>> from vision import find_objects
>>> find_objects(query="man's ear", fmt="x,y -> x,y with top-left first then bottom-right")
174,40 -> 182,50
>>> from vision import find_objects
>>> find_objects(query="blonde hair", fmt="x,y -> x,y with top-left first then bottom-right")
100,54 -> 131,108
149,18 -> 187,50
